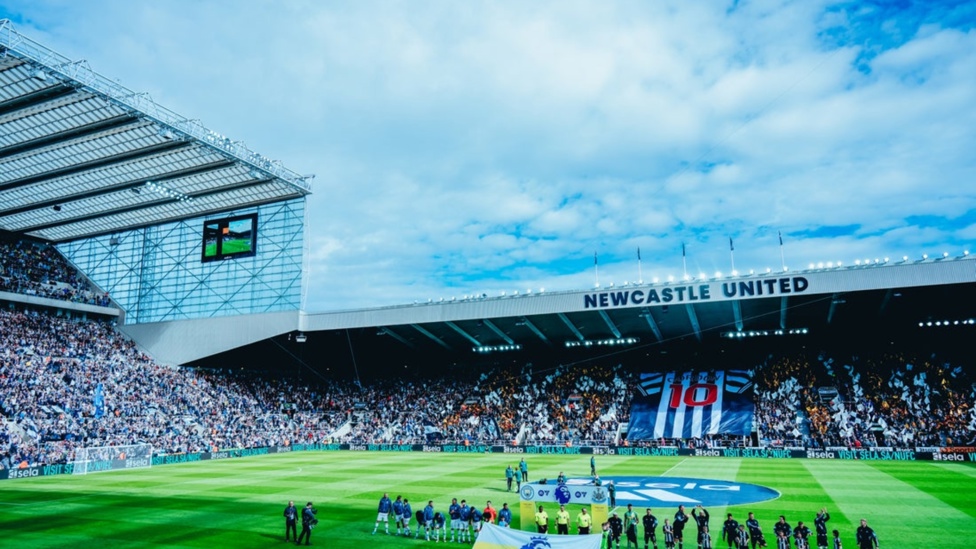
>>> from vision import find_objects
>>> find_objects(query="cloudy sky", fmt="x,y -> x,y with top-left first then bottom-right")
2,1 -> 974,311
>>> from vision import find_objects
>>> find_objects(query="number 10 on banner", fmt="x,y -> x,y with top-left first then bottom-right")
668,383 -> 717,408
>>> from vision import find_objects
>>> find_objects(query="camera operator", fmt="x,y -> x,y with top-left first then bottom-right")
296,501 -> 318,546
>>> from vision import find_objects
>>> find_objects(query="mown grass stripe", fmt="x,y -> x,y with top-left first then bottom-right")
1,453 -> 974,548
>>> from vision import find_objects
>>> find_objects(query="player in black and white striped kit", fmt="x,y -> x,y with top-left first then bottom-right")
735,525 -> 750,549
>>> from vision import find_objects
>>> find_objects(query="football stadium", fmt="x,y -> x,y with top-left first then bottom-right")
1,17 -> 975,549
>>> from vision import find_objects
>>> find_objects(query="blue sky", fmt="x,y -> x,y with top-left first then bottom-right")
2,1 -> 974,311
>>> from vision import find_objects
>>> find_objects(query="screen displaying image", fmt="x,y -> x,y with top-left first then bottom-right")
201,214 -> 257,262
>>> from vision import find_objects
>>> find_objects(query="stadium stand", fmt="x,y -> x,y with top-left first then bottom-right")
2,294 -> 974,471
0,234 -> 110,307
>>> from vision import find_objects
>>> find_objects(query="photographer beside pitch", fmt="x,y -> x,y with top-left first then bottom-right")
295,501 -> 317,546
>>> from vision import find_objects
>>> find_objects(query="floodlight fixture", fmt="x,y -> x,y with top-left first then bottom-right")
565,337 -> 639,348
473,344 -> 522,354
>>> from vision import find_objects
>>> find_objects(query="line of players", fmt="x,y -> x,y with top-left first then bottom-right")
372,493 -> 514,542
602,504 -> 878,549
371,492 -> 879,549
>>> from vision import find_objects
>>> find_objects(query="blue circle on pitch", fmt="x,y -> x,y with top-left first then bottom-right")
592,476 -> 779,507
554,485 -> 572,504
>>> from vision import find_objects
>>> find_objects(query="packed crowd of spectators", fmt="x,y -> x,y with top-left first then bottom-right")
0,238 -> 111,307
752,351 -> 976,449
2,303 -> 975,470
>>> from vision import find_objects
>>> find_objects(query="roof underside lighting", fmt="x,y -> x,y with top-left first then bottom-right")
565,337 -> 639,348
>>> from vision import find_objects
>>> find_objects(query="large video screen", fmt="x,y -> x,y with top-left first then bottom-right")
202,213 -> 257,262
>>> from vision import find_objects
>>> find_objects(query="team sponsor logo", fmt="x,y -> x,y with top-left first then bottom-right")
932,452 -> 967,462
597,476 -> 779,507
7,467 -> 40,479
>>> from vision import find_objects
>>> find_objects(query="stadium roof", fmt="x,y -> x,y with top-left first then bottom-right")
125,256 -> 976,367
297,256 -> 976,351
0,20 -> 311,243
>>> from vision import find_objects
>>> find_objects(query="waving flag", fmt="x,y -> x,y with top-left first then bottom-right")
93,382 -> 105,419
628,370 -> 754,440
474,523 -> 601,549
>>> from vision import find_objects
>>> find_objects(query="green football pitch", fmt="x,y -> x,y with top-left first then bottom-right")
0,452 -> 973,548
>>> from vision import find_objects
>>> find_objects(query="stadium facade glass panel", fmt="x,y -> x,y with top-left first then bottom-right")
57,198 -> 306,323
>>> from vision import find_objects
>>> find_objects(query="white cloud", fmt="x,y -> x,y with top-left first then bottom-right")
3,0 -> 974,310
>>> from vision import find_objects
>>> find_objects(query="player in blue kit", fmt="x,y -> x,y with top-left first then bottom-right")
470,500 -> 483,539
459,499 -> 472,542
392,495 -> 405,536
373,492 -> 393,535
402,498 -> 413,537
432,511 -> 446,542
498,503 -> 513,527
423,500 -> 436,541
448,498 -> 462,542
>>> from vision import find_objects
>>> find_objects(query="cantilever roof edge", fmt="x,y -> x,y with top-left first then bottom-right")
0,18 -> 312,195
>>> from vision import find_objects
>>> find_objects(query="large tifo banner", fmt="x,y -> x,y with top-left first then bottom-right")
628,370 -> 754,440
474,523 -> 600,549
